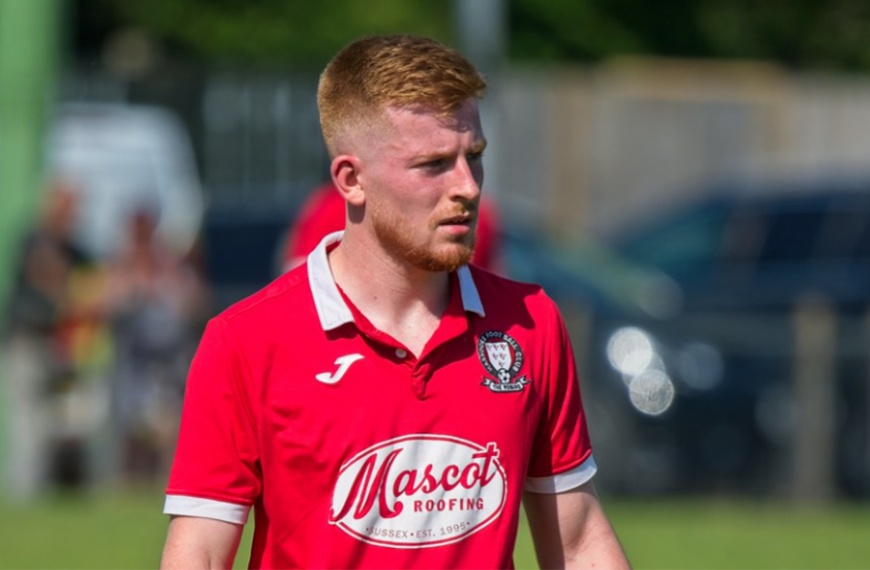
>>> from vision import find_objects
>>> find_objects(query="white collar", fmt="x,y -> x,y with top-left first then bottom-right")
307,231 -> 485,331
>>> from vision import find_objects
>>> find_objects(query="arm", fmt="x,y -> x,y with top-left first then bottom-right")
160,516 -> 244,570
523,480 -> 630,570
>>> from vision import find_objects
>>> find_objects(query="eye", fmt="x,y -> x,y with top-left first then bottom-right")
419,157 -> 449,171
467,151 -> 484,163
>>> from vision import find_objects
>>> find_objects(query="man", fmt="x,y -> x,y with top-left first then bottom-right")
280,181 -> 504,273
3,181 -> 93,497
161,34 -> 630,569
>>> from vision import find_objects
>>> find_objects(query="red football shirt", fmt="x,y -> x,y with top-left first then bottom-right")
165,232 -> 597,569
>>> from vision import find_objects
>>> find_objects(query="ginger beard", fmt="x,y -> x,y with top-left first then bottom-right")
370,199 -> 478,272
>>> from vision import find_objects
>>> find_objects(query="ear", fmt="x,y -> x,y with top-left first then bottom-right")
331,155 -> 366,207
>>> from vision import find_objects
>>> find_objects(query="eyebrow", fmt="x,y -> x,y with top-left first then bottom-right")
469,139 -> 488,154
413,139 -> 488,161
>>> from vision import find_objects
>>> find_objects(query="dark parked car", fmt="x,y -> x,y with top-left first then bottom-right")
505,175 -> 870,498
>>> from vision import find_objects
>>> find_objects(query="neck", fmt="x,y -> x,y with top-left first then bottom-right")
328,233 -> 451,356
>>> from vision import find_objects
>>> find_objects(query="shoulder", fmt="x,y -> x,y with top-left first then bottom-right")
215,264 -> 312,330
468,265 -> 563,322
469,265 -> 554,304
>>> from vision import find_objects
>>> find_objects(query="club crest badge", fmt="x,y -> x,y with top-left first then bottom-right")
477,331 -> 530,393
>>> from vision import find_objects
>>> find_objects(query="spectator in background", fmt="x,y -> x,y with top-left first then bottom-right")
2,179 -> 102,497
104,203 -> 208,486
281,181 -> 503,272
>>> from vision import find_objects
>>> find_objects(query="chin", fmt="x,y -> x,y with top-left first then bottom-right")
436,239 -> 476,270
410,244 -> 475,272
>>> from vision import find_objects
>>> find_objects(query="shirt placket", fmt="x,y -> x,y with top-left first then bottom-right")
338,275 -> 471,399
410,300 -> 470,399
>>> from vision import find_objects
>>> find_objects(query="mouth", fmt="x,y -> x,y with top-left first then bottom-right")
439,214 -> 472,226
437,213 -> 475,239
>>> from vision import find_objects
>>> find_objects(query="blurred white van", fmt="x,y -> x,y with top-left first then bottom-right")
45,102 -> 204,259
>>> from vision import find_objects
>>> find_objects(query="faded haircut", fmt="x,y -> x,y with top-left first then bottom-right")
318,34 -> 487,157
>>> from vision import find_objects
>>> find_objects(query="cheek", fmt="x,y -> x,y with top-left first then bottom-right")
397,186 -> 443,213
367,168 -> 445,213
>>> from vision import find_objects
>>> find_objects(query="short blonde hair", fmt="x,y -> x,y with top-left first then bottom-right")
318,34 -> 487,157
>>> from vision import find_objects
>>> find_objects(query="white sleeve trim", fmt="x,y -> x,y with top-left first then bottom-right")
524,455 -> 598,494
163,495 -> 250,525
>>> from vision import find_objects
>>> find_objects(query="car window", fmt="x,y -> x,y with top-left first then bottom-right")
817,207 -> 870,260
621,205 -> 728,281
756,210 -> 824,263
620,192 -> 870,290
728,197 -> 870,266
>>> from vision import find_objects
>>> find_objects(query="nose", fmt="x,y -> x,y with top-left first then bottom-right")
452,156 -> 483,203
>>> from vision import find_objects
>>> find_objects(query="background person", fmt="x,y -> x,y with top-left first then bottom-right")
104,204 -> 208,485
2,179 -> 107,496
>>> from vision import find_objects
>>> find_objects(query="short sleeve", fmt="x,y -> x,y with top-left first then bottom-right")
164,317 -> 261,523
525,298 -> 596,493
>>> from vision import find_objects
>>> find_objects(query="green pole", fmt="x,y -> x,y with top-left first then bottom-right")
0,0 -> 62,495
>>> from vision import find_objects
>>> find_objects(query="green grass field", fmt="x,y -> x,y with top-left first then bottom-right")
1,490 -> 868,569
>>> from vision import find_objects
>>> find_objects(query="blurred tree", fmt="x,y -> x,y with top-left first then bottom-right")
86,0 -> 454,69
74,0 -> 870,72
509,0 -> 870,71
696,0 -> 870,69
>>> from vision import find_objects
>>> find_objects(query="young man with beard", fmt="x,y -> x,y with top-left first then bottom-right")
160,34 -> 630,569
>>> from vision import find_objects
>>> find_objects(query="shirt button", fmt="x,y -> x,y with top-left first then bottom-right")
395,348 -> 407,359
